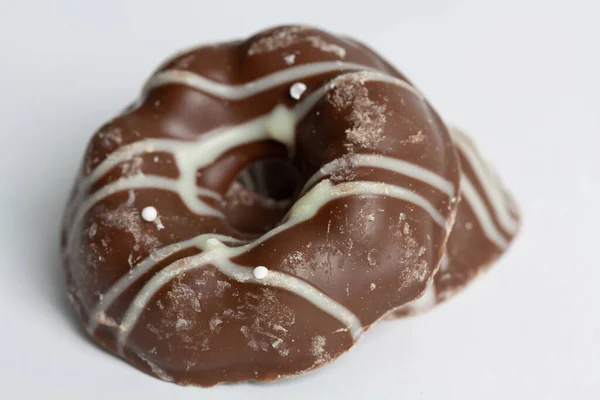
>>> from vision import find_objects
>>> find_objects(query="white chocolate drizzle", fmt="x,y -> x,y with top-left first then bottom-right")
144,61 -> 381,100
107,177 -> 449,351
71,175 -> 221,226
460,177 -> 508,248
86,234 -> 242,333
74,63 -> 458,350
66,71 -> 425,243
447,125 -> 517,248
301,153 -> 456,197
448,126 -> 519,236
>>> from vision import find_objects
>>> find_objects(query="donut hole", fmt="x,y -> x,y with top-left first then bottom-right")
221,159 -> 301,235
236,159 -> 300,201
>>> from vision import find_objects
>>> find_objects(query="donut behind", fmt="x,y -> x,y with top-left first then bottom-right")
391,125 -> 521,316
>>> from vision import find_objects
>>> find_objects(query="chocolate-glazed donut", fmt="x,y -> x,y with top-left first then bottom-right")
62,25 -> 474,386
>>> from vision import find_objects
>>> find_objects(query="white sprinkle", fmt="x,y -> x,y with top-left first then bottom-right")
141,206 -> 158,222
253,266 -> 269,280
284,54 -> 296,65
289,82 -> 307,100
448,196 -> 458,211
370,283 -> 376,291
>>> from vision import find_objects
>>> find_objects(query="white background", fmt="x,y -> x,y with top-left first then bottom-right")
1,0 -> 598,398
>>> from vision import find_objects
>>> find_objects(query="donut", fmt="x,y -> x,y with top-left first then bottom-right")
391,125 -> 520,316
61,25 -> 517,386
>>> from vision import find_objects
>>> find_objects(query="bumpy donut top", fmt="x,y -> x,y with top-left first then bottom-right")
63,25 -> 467,386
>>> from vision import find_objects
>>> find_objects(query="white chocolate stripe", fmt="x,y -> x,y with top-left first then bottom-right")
144,61 -> 382,100
116,178 -> 448,353
81,138 -> 187,193
77,110 -> 290,197
79,68 -> 442,348
67,175 -> 223,250
448,126 -> 518,235
68,71 -> 427,242
301,154 -> 456,197
116,251 -> 364,354
66,108 -> 293,239
117,252 -> 213,354
460,176 -> 508,248
292,70 -> 423,121
83,69 -> 423,194
87,234 -> 242,333
324,181 -> 448,227
93,170 -> 448,340
225,179 -> 449,257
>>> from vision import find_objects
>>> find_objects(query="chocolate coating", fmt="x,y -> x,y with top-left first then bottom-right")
62,25 -> 517,386
391,126 -> 521,316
